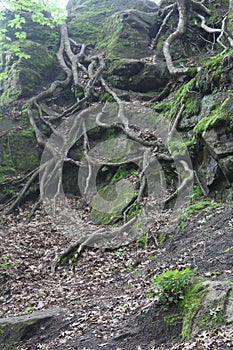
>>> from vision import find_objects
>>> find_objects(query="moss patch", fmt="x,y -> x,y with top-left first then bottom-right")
194,92 -> 233,135
181,283 -> 206,340
0,124 -> 39,200
0,41 -> 57,105
89,180 -> 137,225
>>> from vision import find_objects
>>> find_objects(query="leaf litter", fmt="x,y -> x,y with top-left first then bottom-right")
0,202 -> 232,349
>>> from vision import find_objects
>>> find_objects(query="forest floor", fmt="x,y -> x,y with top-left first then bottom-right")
0,201 -> 233,350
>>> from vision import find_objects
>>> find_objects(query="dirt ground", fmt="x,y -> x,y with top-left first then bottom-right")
0,202 -> 232,350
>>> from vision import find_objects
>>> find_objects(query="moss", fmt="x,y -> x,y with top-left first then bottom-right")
0,40 -> 57,105
68,0 -> 115,43
100,92 -> 114,102
125,201 -> 142,221
153,79 -> 199,122
89,181 -> 137,225
198,296 -> 228,331
0,125 -> 39,201
195,51 -> 233,93
9,128 -> 39,171
136,233 -> 147,249
169,140 -> 188,157
158,231 -> 167,246
181,283 -> 206,340
194,92 -> 233,135
164,313 -> 183,325
176,78 -> 200,116
97,16 -> 128,59
184,199 -> 221,216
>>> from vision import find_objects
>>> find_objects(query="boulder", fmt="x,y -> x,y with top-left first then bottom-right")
191,280 -> 233,336
67,0 -> 158,44
0,308 -> 62,349
202,127 -> 233,158
107,58 -> 169,92
89,179 -> 137,224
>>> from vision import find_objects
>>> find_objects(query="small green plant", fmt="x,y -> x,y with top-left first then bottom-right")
148,268 -> 195,310
0,254 -> 18,278
136,233 -> 147,249
24,307 -> 34,313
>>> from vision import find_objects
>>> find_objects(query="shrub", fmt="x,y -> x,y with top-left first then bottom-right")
148,268 -> 195,310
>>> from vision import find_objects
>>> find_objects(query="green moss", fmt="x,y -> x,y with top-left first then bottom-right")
176,78 -> 200,116
158,231 -> 167,246
194,93 -> 233,135
198,297 -> 227,331
153,78 -> 199,122
97,16 -> 127,59
0,125 -> 39,201
89,181 -> 137,225
169,140 -> 188,157
0,39 -> 57,105
181,283 -> 206,340
100,92 -> 114,102
110,166 -> 138,185
136,233 -> 147,249
153,99 -> 174,116
68,0 -> 114,43
125,201 -> 142,221
195,51 -> 233,93
185,199 -> 221,216
164,313 -> 183,325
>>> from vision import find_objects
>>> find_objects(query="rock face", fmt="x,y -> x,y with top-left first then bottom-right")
0,0 -> 232,200
0,308 -> 61,350
107,58 -> 169,92
191,280 -> 233,337
0,14 -> 59,106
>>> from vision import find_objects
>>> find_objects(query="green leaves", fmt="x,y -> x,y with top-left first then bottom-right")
0,0 -> 67,60
8,14 -> 26,29
148,268 -> 195,310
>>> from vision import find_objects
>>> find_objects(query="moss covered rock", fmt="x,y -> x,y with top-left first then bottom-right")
0,41 -> 58,105
0,122 -> 39,202
107,58 -> 168,92
89,179 -> 137,224
0,308 -> 61,350
67,0 -> 158,44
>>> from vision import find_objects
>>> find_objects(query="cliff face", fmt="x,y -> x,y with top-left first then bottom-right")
0,0 -> 232,204
0,2 -> 233,349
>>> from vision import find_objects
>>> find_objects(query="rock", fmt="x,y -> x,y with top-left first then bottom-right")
191,280 -> 233,335
89,179 -> 136,224
199,126 -> 233,187
202,127 -> 233,158
0,21 -> 59,105
219,155 -> 233,182
67,0 -> 158,44
107,58 -> 168,92
97,8 -> 158,59
0,308 -> 62,349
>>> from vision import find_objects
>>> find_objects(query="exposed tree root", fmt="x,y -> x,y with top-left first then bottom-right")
51,217 -> 137,273
1,2 -> 233,270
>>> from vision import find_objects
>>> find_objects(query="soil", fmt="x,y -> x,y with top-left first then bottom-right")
0,202 -> 232,350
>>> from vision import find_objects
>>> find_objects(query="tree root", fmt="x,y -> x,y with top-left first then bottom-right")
51,217 -> 137,273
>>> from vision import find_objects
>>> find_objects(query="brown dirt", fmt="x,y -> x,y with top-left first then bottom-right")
0,203 -> 232,350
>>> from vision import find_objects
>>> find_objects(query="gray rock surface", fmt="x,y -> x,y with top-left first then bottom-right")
0,308 -> 62,349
